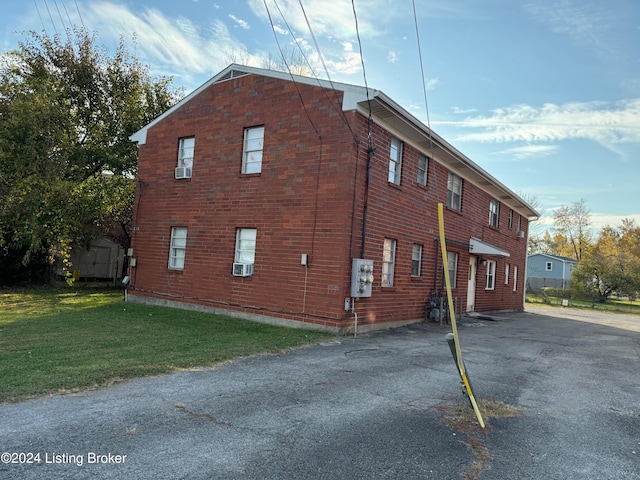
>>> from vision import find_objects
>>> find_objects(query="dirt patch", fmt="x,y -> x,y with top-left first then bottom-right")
440,398 -> 519,480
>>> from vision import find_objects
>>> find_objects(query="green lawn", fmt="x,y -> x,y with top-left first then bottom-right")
0,288 -> 334,403
526,293 -> 640,315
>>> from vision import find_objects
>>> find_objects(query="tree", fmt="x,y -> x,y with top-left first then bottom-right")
0,29 -> 181,284
552,199 -> 592,261
572,219 -> 640,302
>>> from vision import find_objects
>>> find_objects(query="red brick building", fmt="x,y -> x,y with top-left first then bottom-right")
127,64 -> 538,333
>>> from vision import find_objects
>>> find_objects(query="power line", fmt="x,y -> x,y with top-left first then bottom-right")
33,0 -> 48,34
412,0 -> 439,201
73,0 -> 86,29
60,0 -> 76,33
263,0 -> 320,138
296,0 -> 358,141
43,0 -> 59,35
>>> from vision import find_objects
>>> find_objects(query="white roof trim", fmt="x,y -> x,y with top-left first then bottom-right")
469,237 -> 510,257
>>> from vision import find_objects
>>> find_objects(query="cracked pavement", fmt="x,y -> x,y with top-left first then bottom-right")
1,306 -> 639,479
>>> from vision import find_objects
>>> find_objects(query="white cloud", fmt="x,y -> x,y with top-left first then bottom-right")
494,144 -> 558,159
590,213 -> 640,230
249,0 -> 391,76
273,24 -> 288,35
450,106 -> 478,115
387,50 -> 399,64
524,1 -> 612,52
77,2 -> 261,87
437,99 -> 640,151
229,14 -> 250,30
424,77 -> 438,91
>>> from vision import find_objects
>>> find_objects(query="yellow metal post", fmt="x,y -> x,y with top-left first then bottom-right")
438,203 -> 485,428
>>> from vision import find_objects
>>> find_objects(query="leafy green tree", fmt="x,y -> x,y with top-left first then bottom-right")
572,219 -> 640,302
0,29 -> 181,284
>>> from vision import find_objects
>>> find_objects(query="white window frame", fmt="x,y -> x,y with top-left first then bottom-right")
417,155 -> 428,186
382,238 -> 396,287
411,244 -> 422,277
513,266 -> 518,292
446,251 -> 458,289
505,263 -> 510,285
489,199 -> 500,227
546,261 -> 553,271
178,137 -> 194,169
388,137 -> 403,185
508,209 -> 513,229
485,260 -> 496,290
447,172 -> 462,211
235,228 -> 257,264
242,126 -> 265,174
168,227 -> 187,270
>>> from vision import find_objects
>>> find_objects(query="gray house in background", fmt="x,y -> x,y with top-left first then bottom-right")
527,253 -> 578,292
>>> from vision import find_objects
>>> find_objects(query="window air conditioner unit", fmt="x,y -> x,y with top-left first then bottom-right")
516,230 -> 525,238
232,263 -> 254,277
175,166 -> 192,179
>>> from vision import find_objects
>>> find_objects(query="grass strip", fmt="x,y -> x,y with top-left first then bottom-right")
0,288 -> 334,403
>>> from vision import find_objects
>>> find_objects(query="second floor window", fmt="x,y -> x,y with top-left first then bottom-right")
242,126 -> 265,174
489,199 -> 500,227
176,137 -> 194,178
388,137 -> 403,185
417,155 -> 428,186
447,172 -> 462,211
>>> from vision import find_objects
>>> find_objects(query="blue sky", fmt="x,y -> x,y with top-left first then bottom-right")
2,0 -> 639,232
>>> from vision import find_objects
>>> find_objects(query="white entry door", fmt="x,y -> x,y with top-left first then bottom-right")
467,256 -> 477,312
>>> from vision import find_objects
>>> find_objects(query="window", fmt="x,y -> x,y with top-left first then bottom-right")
447,172 -> 462,211
485,260 -> 496,290
388,137 -> 403,185
446,252 -> 458,288
242,126 -> 265,174
546,261 -> 553,271
505,263 -> 510,285
516,214 -> 521,232
235,228 -> 257,264
176,137 -> 194,178
489,199 -> 500,227
508,209 -> 513,229
168,227 -> 187,270
411,244 -> 423,277
513,266 -> 518,292
417,155 -> 428,186
382,238 -> 396,287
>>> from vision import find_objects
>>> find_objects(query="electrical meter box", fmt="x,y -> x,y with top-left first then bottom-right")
351,258 -> 374,297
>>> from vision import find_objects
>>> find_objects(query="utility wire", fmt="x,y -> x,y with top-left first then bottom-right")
263,0 -> 320,138
61,0 -> 76,33
351,0 -> 372,128
34,0 -> 48,34
296,0 -> 358,142
412,0 -> 439,200
73,0 -> 86,29
43,0 -> 59,35
52,0 -> 72,42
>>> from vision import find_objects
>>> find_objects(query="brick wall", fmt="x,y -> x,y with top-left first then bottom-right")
129,72 -> 529,331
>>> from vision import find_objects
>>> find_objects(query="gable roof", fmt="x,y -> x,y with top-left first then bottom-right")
131,64 -> 540,219
528,253 -> 578,263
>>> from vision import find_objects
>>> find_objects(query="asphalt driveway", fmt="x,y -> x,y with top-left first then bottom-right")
1,306 -> 638,479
